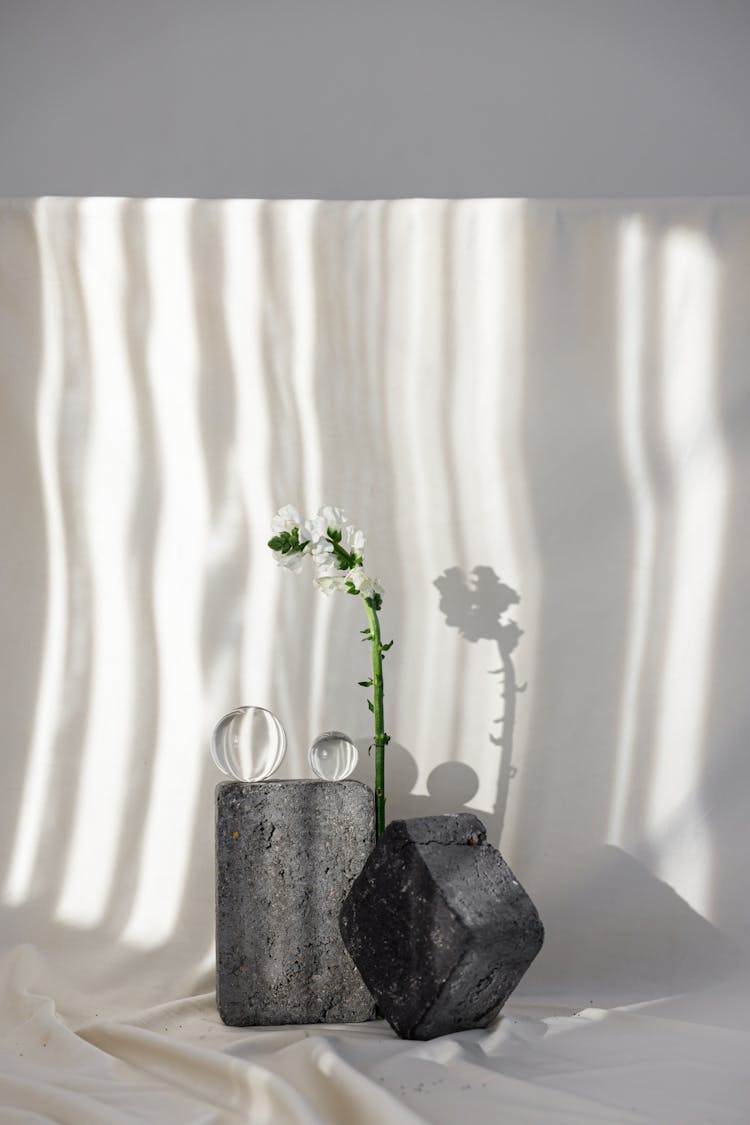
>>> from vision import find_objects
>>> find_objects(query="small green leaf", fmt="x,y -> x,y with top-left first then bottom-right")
358,679 -> 372,687
381,640 -> 393,652
367,699 -> 374,712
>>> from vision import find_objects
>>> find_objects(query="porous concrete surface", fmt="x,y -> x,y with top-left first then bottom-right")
339,813 -> 544,1040
216,779 -> 375,1026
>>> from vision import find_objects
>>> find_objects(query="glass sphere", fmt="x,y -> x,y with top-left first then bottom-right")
309,731 -> 358,781
210,706 -> 287,782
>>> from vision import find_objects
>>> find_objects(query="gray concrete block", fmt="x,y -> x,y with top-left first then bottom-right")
216,779 -> 375,1025
339,814 -> 544,1039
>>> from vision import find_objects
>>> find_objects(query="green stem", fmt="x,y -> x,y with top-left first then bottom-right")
364,598 -> 386,836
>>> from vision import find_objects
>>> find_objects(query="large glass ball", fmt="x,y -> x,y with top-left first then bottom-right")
309,731 -> 358,781
210,706 -> 287,782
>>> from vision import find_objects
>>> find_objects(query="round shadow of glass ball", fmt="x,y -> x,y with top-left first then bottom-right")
426,761 -> 480,808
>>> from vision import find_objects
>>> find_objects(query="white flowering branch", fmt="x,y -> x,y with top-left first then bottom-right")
268,505 -> 391,835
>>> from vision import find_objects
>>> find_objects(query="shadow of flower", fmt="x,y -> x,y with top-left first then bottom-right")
434,565 -> 526,843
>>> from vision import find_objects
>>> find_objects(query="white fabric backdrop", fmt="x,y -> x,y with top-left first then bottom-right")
1,197 -> 749,1122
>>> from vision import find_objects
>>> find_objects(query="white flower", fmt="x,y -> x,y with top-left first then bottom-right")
348,567 -> 384,599
271,504 -> 303,535
268,503 -> 379,595
361,575 -> 384,598
303,513 -> 328,545
314,570 -> 350,595
347,566 -> 366,590
345,526 -> 366,555
269,505 -> 315,570
318,505 -> 349,534
309,509 -> 365,569
310,532 -> 335,565
273,548 -> 305,573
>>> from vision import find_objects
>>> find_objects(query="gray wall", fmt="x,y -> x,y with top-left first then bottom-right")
1,0 -> 750,199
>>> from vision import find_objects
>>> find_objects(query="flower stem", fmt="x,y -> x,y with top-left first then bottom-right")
363,598 -> 386,836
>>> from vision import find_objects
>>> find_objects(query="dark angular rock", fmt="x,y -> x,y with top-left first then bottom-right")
216,779 -> 375,1026
339,814 -> 544,1039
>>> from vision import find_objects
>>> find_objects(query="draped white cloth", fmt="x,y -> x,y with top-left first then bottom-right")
1,197 -> 749,1122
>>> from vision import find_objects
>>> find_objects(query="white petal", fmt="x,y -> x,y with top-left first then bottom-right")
345,526 -> 366,555
361,576 -> 384,598
314,573 -> 348,595
271,504 -> 303,534
318,504 -> 348,529
348,566 -> 366,591
311,538 -> 334,559
304,515 -> 327,543
273,549 -> 304,573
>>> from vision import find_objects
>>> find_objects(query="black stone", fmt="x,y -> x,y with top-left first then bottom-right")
339,814 -> 544,1039
216,779 -> 375,1026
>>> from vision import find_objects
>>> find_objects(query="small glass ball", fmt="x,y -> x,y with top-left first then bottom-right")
309,731 -> 358,781
210,706 -> 287,782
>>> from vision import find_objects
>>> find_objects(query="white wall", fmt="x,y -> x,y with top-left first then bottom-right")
2,197 -> 750,1001
1,0 -> 750,198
